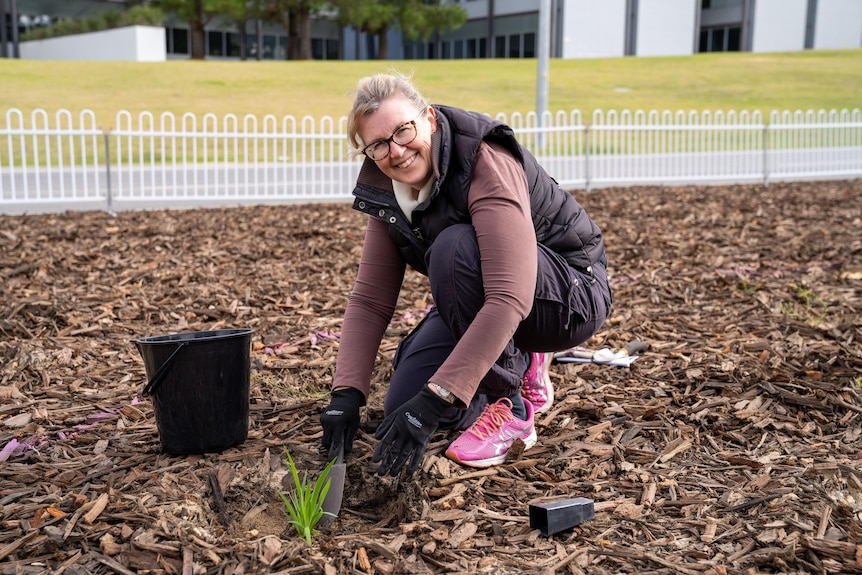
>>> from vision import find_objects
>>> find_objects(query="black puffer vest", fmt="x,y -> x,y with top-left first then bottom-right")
351,105 -> 605,276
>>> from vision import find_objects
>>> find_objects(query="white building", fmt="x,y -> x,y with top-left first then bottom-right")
3,0 -> 861,61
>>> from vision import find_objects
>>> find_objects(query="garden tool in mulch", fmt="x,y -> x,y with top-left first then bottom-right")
318,438 -> 346,529
554,340 -> 649,366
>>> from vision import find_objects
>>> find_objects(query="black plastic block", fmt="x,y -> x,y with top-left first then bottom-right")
529,497 -> 595,536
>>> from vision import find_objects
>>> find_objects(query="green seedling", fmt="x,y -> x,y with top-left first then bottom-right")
277,448 -> 335,544
780,283 -> 829,326
737,279 -> 762,294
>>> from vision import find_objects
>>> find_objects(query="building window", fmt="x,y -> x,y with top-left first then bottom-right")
508,34 -> 521,58
727,27 -> 740,51
263,34 -> 276,59
326,38 -> 339,60
467,37 -> 478,58
310,38 -> 340,60
207,30 -> 224,56
495,35 -> 506,57
226,32 -> 241,57
699,26 -> 741,52
169,28 -> 189,54
454,39 -> 464,58
712,28 -> 725,51
523,32 -> 535,58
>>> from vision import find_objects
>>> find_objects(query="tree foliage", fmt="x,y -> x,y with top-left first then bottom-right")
331,0 -> 466,60
398,1 -> 467,43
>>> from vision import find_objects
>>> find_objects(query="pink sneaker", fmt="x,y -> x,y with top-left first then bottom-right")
521,352 -> 554,413
445,398 -> 537,468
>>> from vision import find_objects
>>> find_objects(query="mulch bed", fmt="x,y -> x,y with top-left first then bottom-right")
1,179 -> 861,575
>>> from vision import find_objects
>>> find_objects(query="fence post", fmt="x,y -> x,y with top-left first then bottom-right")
585,123 -> 591,192
763,121 -> 769,186
104,131 -> 116,216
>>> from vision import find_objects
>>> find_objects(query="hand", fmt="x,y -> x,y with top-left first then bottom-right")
372,386 -> 450,476
320,387 -> 364,457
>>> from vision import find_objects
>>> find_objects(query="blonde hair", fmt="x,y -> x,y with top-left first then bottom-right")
346,71 -> 428,152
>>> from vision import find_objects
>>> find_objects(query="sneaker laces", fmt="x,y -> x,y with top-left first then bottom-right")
465,398 -> 515,439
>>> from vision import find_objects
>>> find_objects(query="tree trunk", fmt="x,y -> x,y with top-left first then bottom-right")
288,16 -> 300,60
239,19 -> 247,60
378,24 -> 388,60
298,7 -> 312,60
288,6 -> 313,60
190,19 -> 206,60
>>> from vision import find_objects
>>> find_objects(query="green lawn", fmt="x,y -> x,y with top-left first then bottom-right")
1,49 -> 861,125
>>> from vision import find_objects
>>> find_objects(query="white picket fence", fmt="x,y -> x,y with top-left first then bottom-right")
1,107 -> 860,214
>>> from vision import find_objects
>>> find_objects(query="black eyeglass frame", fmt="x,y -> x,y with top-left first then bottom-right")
362,110 -> 426,161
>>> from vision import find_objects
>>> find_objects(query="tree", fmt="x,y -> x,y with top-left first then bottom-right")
332,0 -> 465,60
158,0 -> 238,59
331,0 -> 396,59
262,0 -> 327,60
397,0 -> 467,45
221,0 -> 254,60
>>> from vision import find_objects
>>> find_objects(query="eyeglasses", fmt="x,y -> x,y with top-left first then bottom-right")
362,111 -> 425,161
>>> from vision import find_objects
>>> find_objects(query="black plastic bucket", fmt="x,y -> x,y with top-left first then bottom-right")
132,328 -> 254,454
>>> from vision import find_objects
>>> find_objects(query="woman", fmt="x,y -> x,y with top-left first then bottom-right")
320,72 -> 611,476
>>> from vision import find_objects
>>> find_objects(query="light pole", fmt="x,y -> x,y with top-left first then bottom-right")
536,0 -> 550,149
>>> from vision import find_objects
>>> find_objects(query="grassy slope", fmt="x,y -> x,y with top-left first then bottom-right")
1,49 -> 860,125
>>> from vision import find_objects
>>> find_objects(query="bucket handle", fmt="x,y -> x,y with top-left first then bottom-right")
142,341 -> 188,397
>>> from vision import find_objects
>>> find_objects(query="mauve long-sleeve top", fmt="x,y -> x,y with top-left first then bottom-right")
332,141 -> 537,407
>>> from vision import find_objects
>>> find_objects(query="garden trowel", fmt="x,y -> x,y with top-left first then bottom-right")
318,438 -> 345,528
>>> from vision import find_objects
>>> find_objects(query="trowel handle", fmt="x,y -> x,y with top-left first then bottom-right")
623,341 -> 648,356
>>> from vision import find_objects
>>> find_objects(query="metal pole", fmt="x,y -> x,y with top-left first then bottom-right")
487,0 -> 494,58
536,0 -> 550,149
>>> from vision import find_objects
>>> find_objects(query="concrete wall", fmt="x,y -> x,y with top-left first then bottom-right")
636,0 -> 698,56
561,0 -> 627,59
813,0 -> 862,49
751,0 -> 807,52
20,25 -> 166,62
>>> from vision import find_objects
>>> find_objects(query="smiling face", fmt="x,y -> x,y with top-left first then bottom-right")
358,96 -> 437,188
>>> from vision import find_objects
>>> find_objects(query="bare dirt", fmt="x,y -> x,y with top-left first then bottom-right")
1,179 -> 861,575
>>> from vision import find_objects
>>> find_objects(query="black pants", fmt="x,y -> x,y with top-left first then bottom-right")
384,224 -> 612,430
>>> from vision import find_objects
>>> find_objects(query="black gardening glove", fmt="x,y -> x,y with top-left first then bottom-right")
372,385 -> 450,477
320,387 -> 364,458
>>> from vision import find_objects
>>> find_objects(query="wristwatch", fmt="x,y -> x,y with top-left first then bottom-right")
428,382 -> 456,404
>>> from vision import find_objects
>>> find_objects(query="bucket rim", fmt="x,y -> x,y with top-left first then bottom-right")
131,328 -> 255,345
